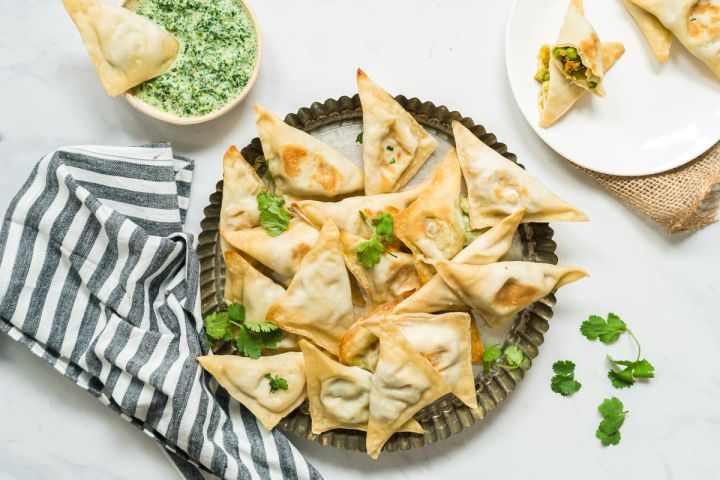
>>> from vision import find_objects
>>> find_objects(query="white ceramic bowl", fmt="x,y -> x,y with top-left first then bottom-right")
122,0 -> 262,126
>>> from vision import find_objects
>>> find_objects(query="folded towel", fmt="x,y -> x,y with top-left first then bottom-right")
0,144 -> 321,480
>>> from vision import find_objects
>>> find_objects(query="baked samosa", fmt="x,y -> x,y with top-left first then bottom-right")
357,69 -> 438,195
364,321 -> 451,459
537,42 -> 626,128
221,219 -> 319,279
219,146 -> 264,251
629,0 -> 720,78
395,149 -> 465,283
291,186 -> 423,239
620,0 -> 672,62
340,231 -> 419,304
453,122 -> 588,229
254,104 -> 363,198
224,252 -> 300,353
434,260 -> 588,327
62,0 -> 179,96
359,313 -> 477,409
393,209 -> 525,314
197,353 -> 306,430
266,221 -> 355,355
552,0 -> 605,96
300,340 -> 424,434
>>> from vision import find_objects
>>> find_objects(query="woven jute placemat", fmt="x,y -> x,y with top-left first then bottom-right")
577,142 -> 720,234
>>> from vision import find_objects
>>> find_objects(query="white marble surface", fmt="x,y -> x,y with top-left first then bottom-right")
1,0 -> 719,479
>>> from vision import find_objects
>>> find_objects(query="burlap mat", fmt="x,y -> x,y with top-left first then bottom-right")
576,142 -> 720,234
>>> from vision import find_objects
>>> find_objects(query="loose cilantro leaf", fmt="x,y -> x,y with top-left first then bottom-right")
257,191 -> 292,237
631,359 -> 655,378
596,397 -> 627,446
355,211 -> 397,268
607,356 -> 655,389
356,132 -> 363,144
580,313 -> 627,344
388,158 -> 396,164
266,373 -> 289,392
550,360 -> 581,396
552,360 -> 576,377
552,376 -> 582,396
482,344 -> 502,373
386,145 -> 394,151
372,213 -> 395,243
503,345 -> 524,368
608,367 -> 635,389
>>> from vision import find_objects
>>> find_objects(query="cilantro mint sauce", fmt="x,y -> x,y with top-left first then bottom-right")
132,0 -> 258,117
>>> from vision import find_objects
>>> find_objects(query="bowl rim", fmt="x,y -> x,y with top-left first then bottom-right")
121,0 -> 263,126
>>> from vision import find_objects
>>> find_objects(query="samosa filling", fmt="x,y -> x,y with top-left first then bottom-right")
535,45 -> 551,110
553,46 -> 599,90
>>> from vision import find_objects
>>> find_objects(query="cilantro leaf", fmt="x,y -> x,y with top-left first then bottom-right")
608,367 -> 635,389
356,132 -> 363,144
598,397 -> 624,418
227,303 -> 245,323
204,310 -> 231,340
552,360 -> 576,377
356,238 -> 385,268
596,397 -> 627,446
580,313 -> 627,344
607,357 -> 655,388
482,344 -> 502,372
550,360 -> 581,396
596,429 -> 621,446
372,213 -> 395,243
388,157 -> 396,164
632,359 -> 655,378
551,376 -> 582,396
236,326 -> 263,359
265,373 -> 289,392
386,145 -> 394,151
504,345 -> 524,368
355,211 -> 396,268
243,320 -> 278,333
257,191 -> 292,237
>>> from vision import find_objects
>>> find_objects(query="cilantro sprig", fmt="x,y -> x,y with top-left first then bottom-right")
257,191 -> 292,237
482,343 -> 525,373
580,313 -> 655,389
550,360 -> 582,396
204,303 -> 283,359
596,397 -> 627,446
265,373 -> 289,392
355,132 -> 363,144
355,211 -> 397,268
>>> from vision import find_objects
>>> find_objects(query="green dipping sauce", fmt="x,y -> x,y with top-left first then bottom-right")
132,0 -> 258,117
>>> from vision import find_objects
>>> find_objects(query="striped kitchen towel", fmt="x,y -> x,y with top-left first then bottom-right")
0,144 -> 321,480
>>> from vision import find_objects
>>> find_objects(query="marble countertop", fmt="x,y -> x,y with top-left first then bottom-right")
1,0 -> 719,479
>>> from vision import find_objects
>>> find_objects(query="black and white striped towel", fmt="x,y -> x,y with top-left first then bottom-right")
0,144 -> 321,480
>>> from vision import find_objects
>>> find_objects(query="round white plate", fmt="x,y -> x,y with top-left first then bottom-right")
506,0 -> 720,176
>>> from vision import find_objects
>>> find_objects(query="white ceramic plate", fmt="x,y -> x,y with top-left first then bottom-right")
506,0 -> 720,176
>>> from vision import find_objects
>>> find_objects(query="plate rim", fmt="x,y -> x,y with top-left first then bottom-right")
504,0 -> 717,176
197,93 -> 560,455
